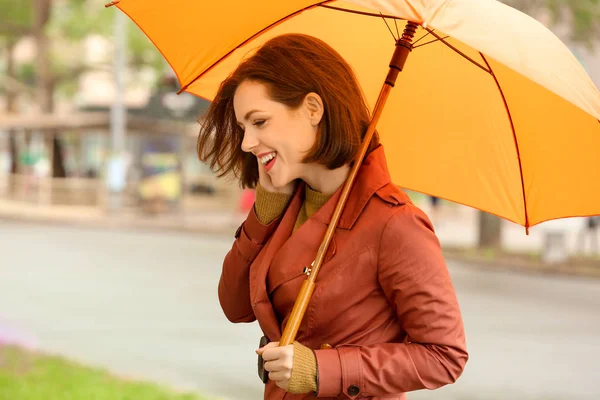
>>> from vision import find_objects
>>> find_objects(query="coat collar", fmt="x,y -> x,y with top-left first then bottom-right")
311,145 -> 392,230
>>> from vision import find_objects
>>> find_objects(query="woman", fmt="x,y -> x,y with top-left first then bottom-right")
198,34 -> 468,399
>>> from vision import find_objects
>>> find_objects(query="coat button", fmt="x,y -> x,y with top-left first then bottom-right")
347,385 -> 360,396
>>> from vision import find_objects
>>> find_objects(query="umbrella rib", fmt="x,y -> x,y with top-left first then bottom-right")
425,28 -> 491,74
412,29 -> 433,46
413,36 -> 450,49
480,53 -> 530,233
177,1 -> 335,94
380,13 -> 398,41
319,5 -> 406,21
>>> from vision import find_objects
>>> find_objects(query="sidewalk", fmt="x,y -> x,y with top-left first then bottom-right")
1,196 -> 598,277
0,197 -> 243,236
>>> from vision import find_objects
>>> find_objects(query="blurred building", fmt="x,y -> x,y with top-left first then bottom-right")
0,73 -> 239,215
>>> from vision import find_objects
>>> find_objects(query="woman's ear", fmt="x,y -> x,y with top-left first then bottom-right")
304,92 -> 324,126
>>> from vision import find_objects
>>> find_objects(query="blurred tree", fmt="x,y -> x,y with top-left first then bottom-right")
0,0 -> 165,177
478,0 -> 600,249
0,0 -> 31,174
504,0 -> 600,47
0,1 -> 31,106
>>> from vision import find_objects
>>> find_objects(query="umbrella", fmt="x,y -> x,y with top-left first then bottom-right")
106,0 -> 600,346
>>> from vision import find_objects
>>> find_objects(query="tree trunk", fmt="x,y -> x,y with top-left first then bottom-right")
52,136 -> 67,178
33,0 -> 67,178
5,41 -> 19,175
5,41 -> 17,113
478,211 -> 503,249
34,0 -> 52,113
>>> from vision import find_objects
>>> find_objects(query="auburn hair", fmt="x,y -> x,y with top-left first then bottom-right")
197,33 -> 379,188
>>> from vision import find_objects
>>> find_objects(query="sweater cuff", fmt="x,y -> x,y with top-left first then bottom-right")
255,184 -> 293,225
288,341 -> 317,394
239,207 -> 280,245
313,349 -> 342,398
234,207 -> 281,262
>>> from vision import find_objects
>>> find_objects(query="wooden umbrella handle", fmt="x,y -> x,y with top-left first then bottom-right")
279,22 -> 418,347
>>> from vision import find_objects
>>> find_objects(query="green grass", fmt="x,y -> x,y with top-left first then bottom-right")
0,345 -> 204,400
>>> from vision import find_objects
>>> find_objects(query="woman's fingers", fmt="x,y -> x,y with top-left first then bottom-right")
256,341 -> 279,355
263,360 -> 283,373
261,344 -> 293,365
269,370 -> 291,382
258,343 -> 294,387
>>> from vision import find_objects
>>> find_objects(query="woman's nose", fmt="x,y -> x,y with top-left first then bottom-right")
241,131 -> 259,153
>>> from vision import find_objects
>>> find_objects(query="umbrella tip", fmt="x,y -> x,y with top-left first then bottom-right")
105,0 -> 120,8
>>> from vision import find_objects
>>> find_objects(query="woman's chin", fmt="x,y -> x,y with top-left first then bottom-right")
271,175 -> 295,190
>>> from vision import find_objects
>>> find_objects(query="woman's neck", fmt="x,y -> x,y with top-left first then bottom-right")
301,163 -> 350,195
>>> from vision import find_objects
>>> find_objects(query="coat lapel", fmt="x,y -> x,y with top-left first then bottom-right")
249,185 -> 303,341
267,215 -> 337,295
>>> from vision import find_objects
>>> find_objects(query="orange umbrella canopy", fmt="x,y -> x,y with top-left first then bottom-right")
110,0 -> 600,229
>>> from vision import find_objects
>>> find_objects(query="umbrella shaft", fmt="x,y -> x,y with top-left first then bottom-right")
279,22 -> 418,348
280,280 -> 316,345
386,22 -> 417,86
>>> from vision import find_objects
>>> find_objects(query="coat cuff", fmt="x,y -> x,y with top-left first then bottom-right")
314,347 -> 363,398
314,349 -> 342,397
337,346 -> 363,398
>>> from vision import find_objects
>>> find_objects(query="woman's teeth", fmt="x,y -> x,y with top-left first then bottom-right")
260,153 -> 276,165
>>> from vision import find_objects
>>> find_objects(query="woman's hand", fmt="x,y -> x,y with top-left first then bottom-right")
257,159 -> 295,195
256,341 -> 293,391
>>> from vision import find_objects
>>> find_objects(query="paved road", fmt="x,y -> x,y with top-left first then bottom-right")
0,222 -> 599,399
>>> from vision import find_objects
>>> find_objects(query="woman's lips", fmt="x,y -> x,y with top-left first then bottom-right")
264,154 -> 277,172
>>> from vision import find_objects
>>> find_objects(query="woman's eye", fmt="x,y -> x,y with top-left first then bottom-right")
253,120 -> 266,127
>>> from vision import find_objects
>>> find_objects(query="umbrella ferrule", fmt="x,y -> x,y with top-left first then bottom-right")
385,22 -> 418,86
401,21 -> 419,43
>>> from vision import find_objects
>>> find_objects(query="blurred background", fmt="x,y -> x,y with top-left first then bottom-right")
0,1 -> 599,400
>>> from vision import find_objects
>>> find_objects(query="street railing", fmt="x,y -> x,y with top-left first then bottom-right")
0,173 -> 241,213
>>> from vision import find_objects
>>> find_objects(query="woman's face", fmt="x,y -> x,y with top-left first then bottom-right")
234,80 -> 322,189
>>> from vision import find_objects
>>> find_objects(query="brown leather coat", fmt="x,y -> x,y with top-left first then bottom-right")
219,146 -> 468,399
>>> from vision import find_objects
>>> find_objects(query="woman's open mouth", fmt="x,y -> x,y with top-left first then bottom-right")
260,152 -> 277,172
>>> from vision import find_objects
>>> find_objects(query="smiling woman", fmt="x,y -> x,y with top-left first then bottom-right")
197,33 -> 379,194
198,33 -> 467,400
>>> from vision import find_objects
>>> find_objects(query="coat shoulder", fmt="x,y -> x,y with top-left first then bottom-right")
374,183 -> 413,207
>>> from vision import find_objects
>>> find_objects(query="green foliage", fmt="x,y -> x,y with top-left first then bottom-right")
504,0 -> 600,46
128,21 -> 167,73
561,0 -> 600,43
0,346 -> 205,400
49,0 -> 111,40
0,0 -> 166,103
0,1 -> 32,36
17,62 -> 36,86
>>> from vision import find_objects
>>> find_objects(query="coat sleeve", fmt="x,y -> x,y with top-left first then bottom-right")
314,204 -> 468,398
218,207 -> 281,323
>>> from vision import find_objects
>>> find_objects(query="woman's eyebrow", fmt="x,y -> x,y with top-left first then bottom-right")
237,109 -> 265,125
244,109 -> 263,120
